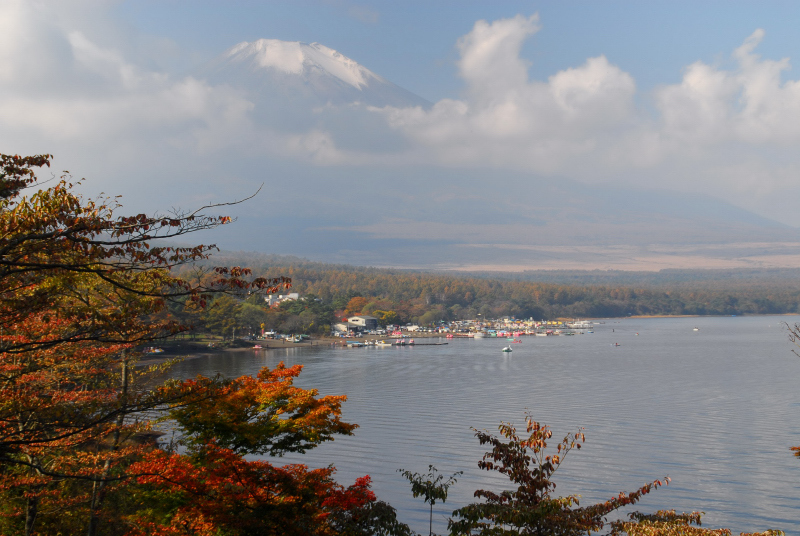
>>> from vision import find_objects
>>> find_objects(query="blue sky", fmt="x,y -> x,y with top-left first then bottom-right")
112,1 -> 800,102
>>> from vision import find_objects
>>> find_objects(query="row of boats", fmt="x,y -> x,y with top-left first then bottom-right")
454,329 -> 593,338
346,339 -> 415,348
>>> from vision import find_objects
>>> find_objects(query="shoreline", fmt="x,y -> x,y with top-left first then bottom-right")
136,312 -> 800,365
135,333 -> 453,365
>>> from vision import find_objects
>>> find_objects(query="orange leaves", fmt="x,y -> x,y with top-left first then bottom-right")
168,362 -> 356,457
344,296 -> 369,316
321,475 -> 376,511
0,153 -> 300,534
117,361 -> 366,534
129,445 -> 375,536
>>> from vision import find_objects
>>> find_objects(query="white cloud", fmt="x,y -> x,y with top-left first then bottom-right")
369,19 -> 800,224
653,29 -> 800,150
4,4 -> 800,226
380,15 -> 637,175
457,14 -> 540,102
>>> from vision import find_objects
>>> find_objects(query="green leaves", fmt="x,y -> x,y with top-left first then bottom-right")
398,465 -> 462,507
398,465 -> 461,536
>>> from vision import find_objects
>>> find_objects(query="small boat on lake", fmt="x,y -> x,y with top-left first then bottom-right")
501,346 -> 513,353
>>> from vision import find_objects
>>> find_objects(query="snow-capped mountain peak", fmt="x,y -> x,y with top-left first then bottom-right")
224,39 -> 384,90
200,38 -> 430,110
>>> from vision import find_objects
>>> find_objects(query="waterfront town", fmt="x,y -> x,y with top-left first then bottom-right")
330,315 -> 595,340
258,292 -> 597,342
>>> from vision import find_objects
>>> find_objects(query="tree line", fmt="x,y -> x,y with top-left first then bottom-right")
170,254 -> 800,337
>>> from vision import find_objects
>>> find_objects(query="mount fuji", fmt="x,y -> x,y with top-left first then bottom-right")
199,39 -> 430,109
187,39 -> 800,271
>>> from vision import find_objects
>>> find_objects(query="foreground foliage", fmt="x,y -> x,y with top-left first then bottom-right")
124,364 -> 378,536
0,153 -> 392,536
449,415 -> 668,536
438,415 -> 785,536
609,510 -> 784,536
398,465 -> 461,536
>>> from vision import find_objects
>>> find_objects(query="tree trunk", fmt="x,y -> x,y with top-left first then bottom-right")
24,496 -> 37,536
87,357 -> 128,536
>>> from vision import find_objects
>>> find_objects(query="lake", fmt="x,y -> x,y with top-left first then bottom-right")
168,316 -> 800,534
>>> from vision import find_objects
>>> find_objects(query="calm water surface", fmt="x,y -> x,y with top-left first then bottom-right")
168,316 -> 800,534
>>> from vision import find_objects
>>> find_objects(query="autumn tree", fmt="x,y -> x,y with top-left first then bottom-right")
344,296 -> 369,316
449,414 -> 669,536
123,362 -> 403,536
609,510 -> 784,536
0,153 -> 412,536
0,153 -> 290,535
373,310 -> 399,325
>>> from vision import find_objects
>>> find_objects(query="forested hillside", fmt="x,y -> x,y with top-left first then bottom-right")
180,253 -> 800,330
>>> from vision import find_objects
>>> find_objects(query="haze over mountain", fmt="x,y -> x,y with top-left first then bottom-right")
3,4 -> 800,272
188,38 -> 800,271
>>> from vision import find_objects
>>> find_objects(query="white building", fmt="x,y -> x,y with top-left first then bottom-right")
265,292 -> 300,307
347,316 -> 378,330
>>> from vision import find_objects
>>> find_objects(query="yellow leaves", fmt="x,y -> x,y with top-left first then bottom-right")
608,510 -> 785,536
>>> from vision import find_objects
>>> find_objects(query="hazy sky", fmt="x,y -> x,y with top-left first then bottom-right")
4,0 -> 800,261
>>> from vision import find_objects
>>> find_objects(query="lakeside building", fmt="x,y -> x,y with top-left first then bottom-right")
264,292 -> 300,307
332,315 -> 379,335
348,315 -> 378,330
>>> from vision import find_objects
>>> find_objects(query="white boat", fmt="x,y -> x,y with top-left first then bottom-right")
375,341 -> 393,347
473,332 -> 486,338
501,346 -> 513,353
693,327 -> 699,331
